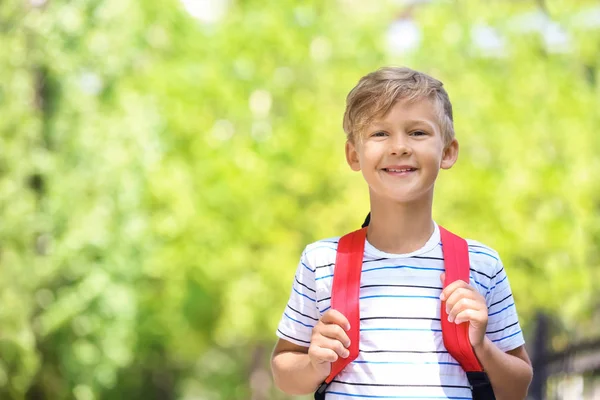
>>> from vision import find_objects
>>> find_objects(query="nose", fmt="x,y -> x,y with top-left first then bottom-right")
389,134 -> 412,156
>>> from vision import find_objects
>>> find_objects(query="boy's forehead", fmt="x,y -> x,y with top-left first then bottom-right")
368,97 -> 441,128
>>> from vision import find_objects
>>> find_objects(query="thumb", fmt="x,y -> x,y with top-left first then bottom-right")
440,272 -> 446,285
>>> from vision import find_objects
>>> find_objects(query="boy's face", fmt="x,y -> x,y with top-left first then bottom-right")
345,97 -> 458,205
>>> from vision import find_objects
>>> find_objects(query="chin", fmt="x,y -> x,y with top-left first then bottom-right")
388,191 -> 430,204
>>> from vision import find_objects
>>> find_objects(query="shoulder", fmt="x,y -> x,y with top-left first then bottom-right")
301,236 -> 341,270
303,236 -> 341,255
464,238 -> 503,278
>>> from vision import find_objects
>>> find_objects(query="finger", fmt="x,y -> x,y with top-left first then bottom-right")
318,323 -> 351,348
447,297 -> 483,323
445,287 -> 477,312
309,346 -> 339,363
447,297 -> 471,322
440,272 -> 445,285
446,286 -> 485,315
320,309 -> 351,331
440,279 -> 472,301
313,336 -> 350,359
454,308 -> 486,325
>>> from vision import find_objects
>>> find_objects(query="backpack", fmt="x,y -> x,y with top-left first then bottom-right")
314,220 -> 496,400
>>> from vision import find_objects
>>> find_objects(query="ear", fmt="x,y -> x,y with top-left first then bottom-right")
345,140 -> 361,172
440,138 -> 459,170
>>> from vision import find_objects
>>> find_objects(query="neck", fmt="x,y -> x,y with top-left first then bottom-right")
366,195 -> 435,254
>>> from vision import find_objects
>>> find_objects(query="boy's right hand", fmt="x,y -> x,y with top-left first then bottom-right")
308,309 -> 352,377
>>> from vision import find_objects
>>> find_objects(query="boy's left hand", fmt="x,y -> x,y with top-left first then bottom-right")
439,273 -> 488,349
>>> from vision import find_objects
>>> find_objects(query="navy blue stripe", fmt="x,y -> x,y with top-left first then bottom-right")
316,284 -> 443,304
277,329 -> 310,344
293,287 -> 316,302
361,284 -> 442,290
470,268 -> 493,279
315,257 -> 388,269
318,270 -> 491,288
432,241 -> 497,261
468,244 -> 494,251
492,267 -> 504,279
322,300 -> 440,313
360,349 -> 448,354
471,278 -> 488,290
315,262 -> 334,269
490,293 -> 512,308
412,256 -> 443,261
492,330 -> 522,343
361,328 -> 442,332
316,274 -> 334,281
305,245 -> 337,256
331,379 -> 469,389
326,392 -> 471,399
360,316 -> 441,322
360,294 -> 439,300
284,312 -> 315,328
287,305 -> 318,321
295,276 -> 315,293
469,250 -> 498,261
315,263 -> 447,282
487,320 -> 519,334
400,259 -> 495,282
352,360 -> 459,366
316,259 -> 497,280
364,257 -> 391,264
301,261 -> 315,273
486,275 -> 508,295
317,286 -> 443,304
489,302 -> 514,316
364,264 -> 445,273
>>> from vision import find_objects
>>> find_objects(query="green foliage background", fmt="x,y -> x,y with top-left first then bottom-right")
1,0 -> 599,398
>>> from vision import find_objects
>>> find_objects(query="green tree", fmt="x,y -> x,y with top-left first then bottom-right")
1,0 -> 599,399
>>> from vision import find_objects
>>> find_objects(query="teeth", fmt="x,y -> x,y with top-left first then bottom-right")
387,168 -> 412,172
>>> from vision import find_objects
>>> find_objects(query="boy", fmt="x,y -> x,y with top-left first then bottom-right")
271,67 -> 533,399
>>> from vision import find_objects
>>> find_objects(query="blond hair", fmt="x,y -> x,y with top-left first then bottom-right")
342,67 -> 455,146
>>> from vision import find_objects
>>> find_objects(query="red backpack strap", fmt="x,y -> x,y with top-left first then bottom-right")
439,226 -> 495,400
316,224 -> 494,400
314,227 -> 366,400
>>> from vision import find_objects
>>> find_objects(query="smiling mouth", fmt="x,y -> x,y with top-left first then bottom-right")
383,168 -> 417,173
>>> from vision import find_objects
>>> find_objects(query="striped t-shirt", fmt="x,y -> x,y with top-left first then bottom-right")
276,223 -> 524,400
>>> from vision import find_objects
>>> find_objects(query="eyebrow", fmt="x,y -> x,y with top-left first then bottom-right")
404,119 -> 438,131
369,119 -> 439,132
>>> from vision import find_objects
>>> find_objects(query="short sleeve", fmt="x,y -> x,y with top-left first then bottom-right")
276,248 -> 319,347
485,258 -> 525,352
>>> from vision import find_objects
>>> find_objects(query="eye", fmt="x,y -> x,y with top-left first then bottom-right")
371,131 -> 388,137
410,130 -> 427,137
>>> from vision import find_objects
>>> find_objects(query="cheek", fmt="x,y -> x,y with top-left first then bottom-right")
420,148 -> 443,163
362,143 -> 384,159
356,151 -> 372,168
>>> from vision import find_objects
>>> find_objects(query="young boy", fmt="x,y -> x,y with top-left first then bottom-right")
270,67 -> 533,399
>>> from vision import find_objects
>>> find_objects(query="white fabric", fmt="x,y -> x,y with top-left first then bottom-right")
276,223 -> 525,399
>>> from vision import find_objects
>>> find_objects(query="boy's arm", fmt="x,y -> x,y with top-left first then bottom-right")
271,339 -> 324,395
473,341 -> 533,400
271,309 -> 351,395
441,274 -> 533,400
